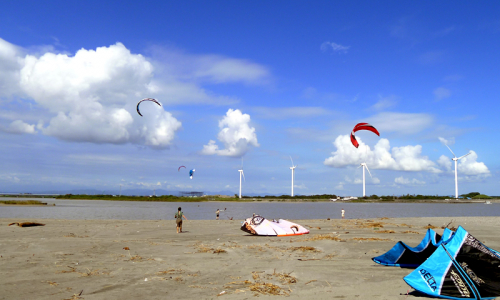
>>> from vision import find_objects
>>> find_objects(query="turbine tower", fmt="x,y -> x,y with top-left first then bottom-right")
358,162 -> 372,197
445,144 -> 471,199
238,169 -> 245,199
238,157 -> 245,199
289,156 -> 297,197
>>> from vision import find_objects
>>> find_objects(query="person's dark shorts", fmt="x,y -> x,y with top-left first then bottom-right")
176,219 -> 182,226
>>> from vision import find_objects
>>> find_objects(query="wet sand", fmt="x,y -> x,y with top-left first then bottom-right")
1,217 -> 499,300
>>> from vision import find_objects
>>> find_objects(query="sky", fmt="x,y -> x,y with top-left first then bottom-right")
0,1 -> 498,197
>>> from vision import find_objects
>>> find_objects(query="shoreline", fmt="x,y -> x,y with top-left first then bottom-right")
1,195 -> 498,204
1,217 -> 499,299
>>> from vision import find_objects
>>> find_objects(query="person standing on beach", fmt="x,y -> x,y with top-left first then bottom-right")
216,209 -> 220,220
175,207 -> 187,233
341,208 -> 345,219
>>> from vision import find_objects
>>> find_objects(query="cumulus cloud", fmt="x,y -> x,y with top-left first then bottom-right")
324,135 -> 441,173
437,137 -> 489,177
437,155 -> 453,171
3,120 -> 36,134
201,109 -> 259,157
0,38 -> 24,98
394,176 -> 425,185
0,40 -> 184,147
1,39 -> 272,147
320,41 -> 350,53
458,151 -> 489,176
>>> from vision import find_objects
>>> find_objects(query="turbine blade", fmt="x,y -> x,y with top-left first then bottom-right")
242,171 -> 246,182
458,152 -> 472,160
365,164 -> 373,178
290,156 -> 294,167
445,144 -> 456,157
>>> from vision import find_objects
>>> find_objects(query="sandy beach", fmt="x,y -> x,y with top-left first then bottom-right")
1,216 -> 499,300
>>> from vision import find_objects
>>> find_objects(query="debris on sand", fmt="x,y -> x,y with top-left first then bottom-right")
423,224 -> 438,229
402,230 -> 421,234
8,222 -> 45,227
352,237 -> 392,242
375,230 -> 396,234
287,246 -> 321,253
299,233 -> 345,242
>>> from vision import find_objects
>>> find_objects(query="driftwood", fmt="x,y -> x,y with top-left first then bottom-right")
8,222 -> 45,227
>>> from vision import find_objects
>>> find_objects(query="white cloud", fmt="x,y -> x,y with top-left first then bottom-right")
366,112 -> 434,135
371,95 -> 398,110
437,138 -> 489,177
20,43 -> 155,112
1,41 -> 182,148
458,151 -> 490,176
0,38 -> 24,98
434,87 -> 451,100
324,135 -> 441,173
252,106 -> 331,119
149,47 -> 271,86
394,176 -> 425,185
320,42 -> 350,53
191,55 -> 270,84
438,136 -> 455,146
1,39 -> 273,148
437,154 -> 453,171
3,120 -> 36,134
201,109 -> 259,157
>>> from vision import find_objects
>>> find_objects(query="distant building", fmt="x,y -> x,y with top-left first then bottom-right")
180,191 -> 204,197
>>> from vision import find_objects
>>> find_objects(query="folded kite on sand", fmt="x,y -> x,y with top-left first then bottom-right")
404,226 -> 500,299
372,228 -> 454,268
241,215 -> 309,236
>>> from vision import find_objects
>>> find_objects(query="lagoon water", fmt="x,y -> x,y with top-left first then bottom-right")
1,198 -> 499,220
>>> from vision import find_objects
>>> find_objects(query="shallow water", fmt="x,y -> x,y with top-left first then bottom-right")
1,198 -> 499,220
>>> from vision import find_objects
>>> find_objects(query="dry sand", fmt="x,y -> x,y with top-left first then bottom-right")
1,216 -> 499,300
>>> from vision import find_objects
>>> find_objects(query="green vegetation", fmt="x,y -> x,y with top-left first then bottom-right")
241,194 -> 338,200
461,192 -> 481,198
0,200 -> 47,205
18,191 -> 494,202
55,194 -> 209,202
472,194 -> 492,199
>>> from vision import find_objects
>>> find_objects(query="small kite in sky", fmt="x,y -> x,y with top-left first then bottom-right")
178,166 -> 186,172
189,169 -> 195,179
350,123 -> 380,148
136,98 -> 161,116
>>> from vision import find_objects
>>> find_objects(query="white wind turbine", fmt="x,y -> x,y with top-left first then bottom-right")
445,144 -> 471,199
289,156 -> 297,197
358,162 -> 372,197
238,159 -> 245,199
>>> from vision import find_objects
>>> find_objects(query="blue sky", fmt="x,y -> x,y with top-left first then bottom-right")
0,1 -> 498,196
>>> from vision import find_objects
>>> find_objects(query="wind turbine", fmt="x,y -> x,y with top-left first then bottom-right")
289,156 -> 297,197
238,159 -> 245,199
445,144 -> 471,199
358,162 -> 372,197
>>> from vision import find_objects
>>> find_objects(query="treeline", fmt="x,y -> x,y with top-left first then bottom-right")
55,192 -> 495,202
240,194 -> 338,200
55,194 -> 208,202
